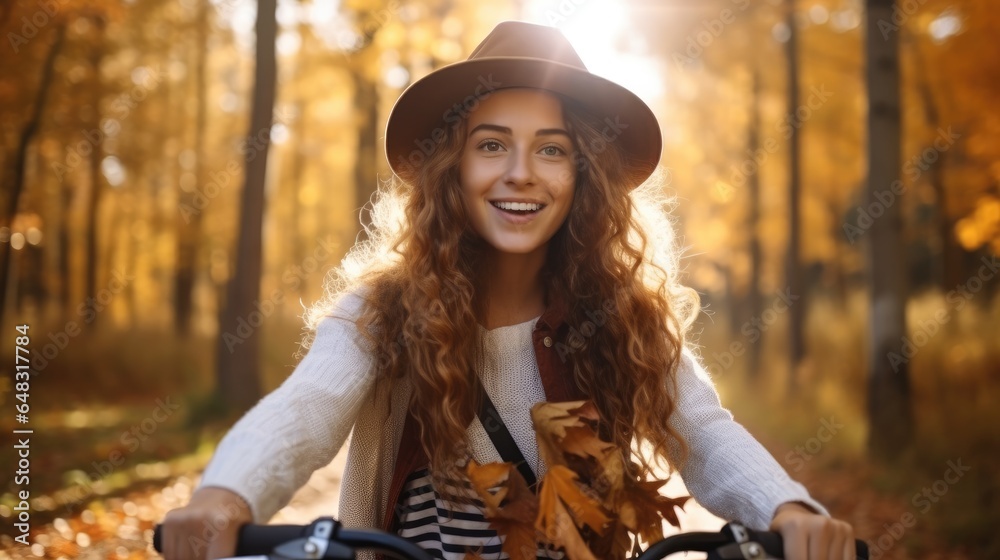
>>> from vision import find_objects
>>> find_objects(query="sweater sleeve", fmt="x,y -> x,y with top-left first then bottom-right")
197,290 -> 376,523
668,347 -> 829,530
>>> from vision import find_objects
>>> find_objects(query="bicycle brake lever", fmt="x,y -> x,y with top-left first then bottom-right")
271,518 -> 353,560
707,523 -> 775,560
710,542 -> 774,560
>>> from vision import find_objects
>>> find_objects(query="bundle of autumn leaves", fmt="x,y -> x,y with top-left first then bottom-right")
463,401 -> 689,560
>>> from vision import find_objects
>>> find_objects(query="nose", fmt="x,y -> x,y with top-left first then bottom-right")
502,147 -> 536,188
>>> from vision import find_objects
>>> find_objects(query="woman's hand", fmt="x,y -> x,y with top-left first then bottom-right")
159,487 -> 254,560
770,502 -> 856,559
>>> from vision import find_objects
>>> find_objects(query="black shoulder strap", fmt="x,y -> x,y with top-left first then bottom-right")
475,381 -> 538,491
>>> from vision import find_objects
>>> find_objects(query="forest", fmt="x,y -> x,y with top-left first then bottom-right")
0,0 -> 998,558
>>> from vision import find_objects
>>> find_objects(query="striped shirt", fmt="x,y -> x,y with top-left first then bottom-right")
396,467 -> 565,560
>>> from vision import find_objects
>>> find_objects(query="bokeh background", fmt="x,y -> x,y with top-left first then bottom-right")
1,0 -> 998,558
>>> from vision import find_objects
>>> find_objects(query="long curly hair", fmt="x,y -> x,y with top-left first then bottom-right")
304,93 -> 700,489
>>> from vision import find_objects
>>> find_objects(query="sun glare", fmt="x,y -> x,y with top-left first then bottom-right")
522,0 -> 665,102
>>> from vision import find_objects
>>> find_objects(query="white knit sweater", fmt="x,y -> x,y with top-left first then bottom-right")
198,290 -> 826,544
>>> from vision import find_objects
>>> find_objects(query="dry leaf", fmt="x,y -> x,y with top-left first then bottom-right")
531,401 -> 589,439
466,460 -> 540,560
589,519 -> 633,560
617,478 -> 690,543
537,472 -> 600,560
531,401 -> 595,468
569,401 -> 601,422
594,447 -> 627,498
560,425 -> 614,461
537,465 -> 609,537
544,499 -> 598,560
465,459 -> 511,514
531,401 -> 688,560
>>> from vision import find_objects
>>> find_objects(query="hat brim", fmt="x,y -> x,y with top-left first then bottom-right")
384,58 -> 662,186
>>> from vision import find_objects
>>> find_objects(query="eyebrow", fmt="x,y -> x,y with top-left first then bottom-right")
469,123 -> 571,139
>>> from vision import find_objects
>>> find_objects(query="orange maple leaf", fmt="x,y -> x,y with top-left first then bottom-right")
537,465 -> 610,543
465,460 -> 540,560
560,426 -> 614,461
465,459 -> 511,514
531,401 -> 590,439
470,400 -> 693,559
537,495 -> 598,560
588,519 -> 634,560
617,478 -> 690,543
531,400 -> 605,469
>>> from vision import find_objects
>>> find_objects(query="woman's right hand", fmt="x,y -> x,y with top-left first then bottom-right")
159,486 -> 254,560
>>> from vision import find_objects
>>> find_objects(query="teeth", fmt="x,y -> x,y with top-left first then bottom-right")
492,201 -> 543,212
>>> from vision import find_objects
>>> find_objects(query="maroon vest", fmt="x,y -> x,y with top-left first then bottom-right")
379,300 -> 587,532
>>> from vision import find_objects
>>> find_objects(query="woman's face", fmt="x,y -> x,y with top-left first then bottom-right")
459,88 -> 576,256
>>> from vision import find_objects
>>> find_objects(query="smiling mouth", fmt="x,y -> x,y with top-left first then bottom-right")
490,201 -> 546,214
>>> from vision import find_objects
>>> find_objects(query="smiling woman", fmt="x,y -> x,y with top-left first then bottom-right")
161,20 -> 857,560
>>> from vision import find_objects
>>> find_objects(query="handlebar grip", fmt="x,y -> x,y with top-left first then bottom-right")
153,524 -> 162,552
749,529 -> 784,556
747,528 -> 869,559
152,523 -> 309,556
235,524 -> 310,556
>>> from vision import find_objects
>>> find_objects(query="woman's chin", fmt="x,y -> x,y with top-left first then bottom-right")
482,237 -> 548,256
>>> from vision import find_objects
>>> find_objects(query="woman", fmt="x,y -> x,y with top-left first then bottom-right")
162,21 -> 856,560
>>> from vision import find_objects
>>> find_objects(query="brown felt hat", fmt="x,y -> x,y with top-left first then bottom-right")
384,21 -> 662,187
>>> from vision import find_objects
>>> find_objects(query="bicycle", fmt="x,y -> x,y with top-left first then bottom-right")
153,516 -> 870,559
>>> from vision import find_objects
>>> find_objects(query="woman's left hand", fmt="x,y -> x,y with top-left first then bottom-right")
769,502 -> 857,559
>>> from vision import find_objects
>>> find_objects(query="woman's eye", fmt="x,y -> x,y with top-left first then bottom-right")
540,145 -> 566,156
479,140 -> 504,152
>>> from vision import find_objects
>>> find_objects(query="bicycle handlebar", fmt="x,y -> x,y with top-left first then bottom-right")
153,518 -> 435,560
634,524 -> 869,559
153,518 -> 869,559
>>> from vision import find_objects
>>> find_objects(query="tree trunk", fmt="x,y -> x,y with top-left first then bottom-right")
214,0 -> 277,411
174,0 -> 210,336
84,16 -> 107,322
1,24 -> 65,321
910,37 -> 961,291
59,169 -> 72,317
353,68 -> 379,239
746,66 -> 763,377
344,9 -> 387,241
122,192 -> 138,326
289,98 -> 307,268
829,196 -> 849,303
785,0 -> 806,393
864,0 -> 913,458
723,260 -> 741,344
287,20 -> 313,271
